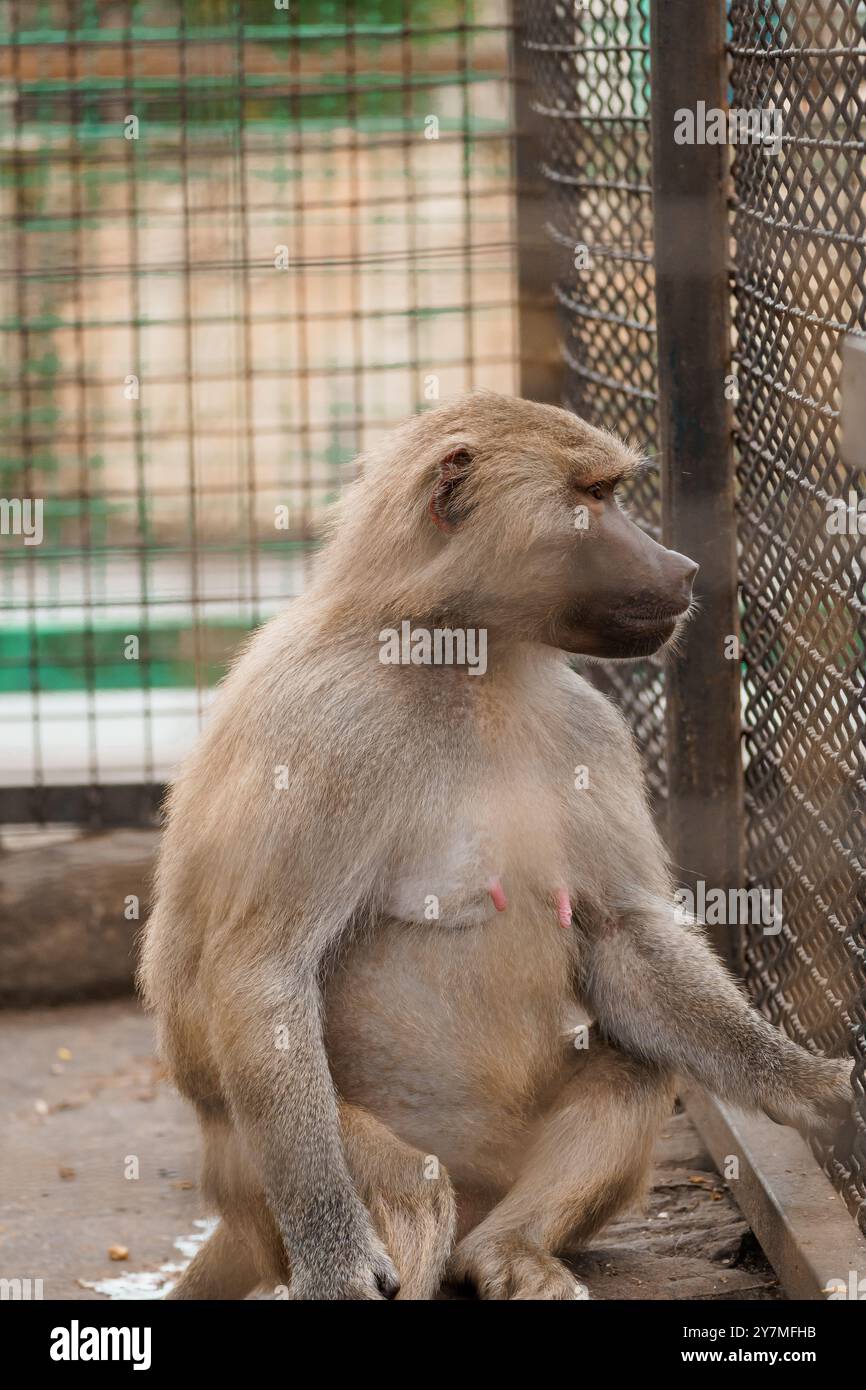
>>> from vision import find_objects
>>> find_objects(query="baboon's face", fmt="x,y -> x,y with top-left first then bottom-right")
548,483 -> 698,659
426,414 -> 697,659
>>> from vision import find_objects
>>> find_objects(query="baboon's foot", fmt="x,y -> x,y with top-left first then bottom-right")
448,1232 -> 590,1301
339,1102 -> 458,1300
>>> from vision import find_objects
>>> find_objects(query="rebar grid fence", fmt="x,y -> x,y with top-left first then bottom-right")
729,0 -> 866,1221
0,0 -> 517,825
524,0 -> 865,1228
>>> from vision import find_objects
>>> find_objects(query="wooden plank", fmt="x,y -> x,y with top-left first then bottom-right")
685,1086 -> 866,1300
0,829 -> 159,1003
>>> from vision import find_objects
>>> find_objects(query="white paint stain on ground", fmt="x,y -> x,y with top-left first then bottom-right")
79,1217 -> 218,1300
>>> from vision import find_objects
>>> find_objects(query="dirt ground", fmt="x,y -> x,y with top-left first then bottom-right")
0,999 -> 782,1301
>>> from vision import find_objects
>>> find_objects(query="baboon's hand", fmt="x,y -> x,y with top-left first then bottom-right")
288,1219 -> 400,1301
762,1053 -> 854,1142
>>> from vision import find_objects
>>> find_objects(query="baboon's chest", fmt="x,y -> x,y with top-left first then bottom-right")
384,756 -> 573,931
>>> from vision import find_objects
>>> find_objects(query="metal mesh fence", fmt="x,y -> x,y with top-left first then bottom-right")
521,0 -> 667,810
525,0 -> 865,1227
0,0 -> 517,826
729,0 -> 866,1222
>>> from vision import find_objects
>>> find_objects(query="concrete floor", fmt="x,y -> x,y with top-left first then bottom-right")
0,999 -> 783,1301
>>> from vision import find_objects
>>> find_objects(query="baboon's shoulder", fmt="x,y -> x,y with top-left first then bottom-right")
557,663 -> 637,751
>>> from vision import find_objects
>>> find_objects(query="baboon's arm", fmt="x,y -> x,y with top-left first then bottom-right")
579,899 -> 851,1139
210,927 -> 400,1300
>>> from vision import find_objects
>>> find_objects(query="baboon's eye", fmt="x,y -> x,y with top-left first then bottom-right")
585,482 -> 606,501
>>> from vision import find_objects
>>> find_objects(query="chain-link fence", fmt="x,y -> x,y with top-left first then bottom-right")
523,0 -> 865,1229
729,0 -> 866,1222
0,0 -> 517,825
521,0 -> 667,808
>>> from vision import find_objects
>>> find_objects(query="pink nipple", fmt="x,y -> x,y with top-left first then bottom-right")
487,876 -> 508,913
555,887 -> 572,928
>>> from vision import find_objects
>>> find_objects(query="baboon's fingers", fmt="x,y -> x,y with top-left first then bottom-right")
763,1056 -> 854,1140
288,1234 -> 400,1301
448,1235 -> 589,1301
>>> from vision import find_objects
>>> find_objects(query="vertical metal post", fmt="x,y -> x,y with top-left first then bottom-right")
649,1 -> 744,969
509,1 -> 561,405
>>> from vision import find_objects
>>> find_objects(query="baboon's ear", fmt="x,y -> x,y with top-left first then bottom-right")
429,447 -> 474,534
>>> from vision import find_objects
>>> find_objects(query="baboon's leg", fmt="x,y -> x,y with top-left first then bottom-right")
168,1102 -> 456,1301
449,1041 -> 675,1299
165,1221 -> 262,1301
341,1103 -> 457,1301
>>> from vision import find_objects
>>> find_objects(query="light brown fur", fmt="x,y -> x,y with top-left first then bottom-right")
140,393 -> 851,1300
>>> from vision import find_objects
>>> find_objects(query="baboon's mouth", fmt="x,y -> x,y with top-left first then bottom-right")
617,605 -> 690,633
561,601 -> 691,659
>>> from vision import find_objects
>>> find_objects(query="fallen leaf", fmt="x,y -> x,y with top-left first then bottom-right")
54,1094 -> 92,1112
108,1245 -> 129,1262
57,1047 -> 73,1062
58,1166 -> 76,1181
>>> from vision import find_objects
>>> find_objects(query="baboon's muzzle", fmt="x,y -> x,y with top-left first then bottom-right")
569,508 -> 699,657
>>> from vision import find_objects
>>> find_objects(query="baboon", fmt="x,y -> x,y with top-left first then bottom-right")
140,392 -> 851,1300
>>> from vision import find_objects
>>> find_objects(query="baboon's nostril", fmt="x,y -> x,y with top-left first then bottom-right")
667,551 -> 698,606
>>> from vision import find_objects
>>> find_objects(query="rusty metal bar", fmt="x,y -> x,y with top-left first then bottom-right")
649,0 -> 744,970
509,1 -> 561,405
